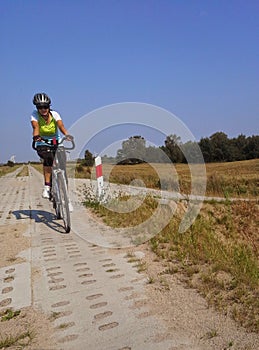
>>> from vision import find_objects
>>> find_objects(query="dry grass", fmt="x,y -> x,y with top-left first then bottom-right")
31,158 -> 259,198
105,162 -> 182,192
0,164 -> 21,177
107,159 -> 258,198
204,159 -> 259,198
85,193 -> 158,229
72,159 -> 258,198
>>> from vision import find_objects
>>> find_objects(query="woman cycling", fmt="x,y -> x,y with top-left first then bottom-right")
30,93 -> 73,205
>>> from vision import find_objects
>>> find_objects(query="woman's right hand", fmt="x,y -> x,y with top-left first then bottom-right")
33,135 -> 42,142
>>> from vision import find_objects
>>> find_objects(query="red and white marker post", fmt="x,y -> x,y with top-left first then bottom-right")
95,156 -> 104,199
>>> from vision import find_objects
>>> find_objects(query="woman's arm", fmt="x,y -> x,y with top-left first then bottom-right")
57,120 -> 69,136
31,120 -> 40,137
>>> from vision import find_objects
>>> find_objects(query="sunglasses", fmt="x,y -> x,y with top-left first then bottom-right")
37,105 -> 49,110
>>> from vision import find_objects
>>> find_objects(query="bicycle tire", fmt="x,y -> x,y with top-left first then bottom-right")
53,196 -> 61,220
52,176 -> 61,220
57,171 -> 71,233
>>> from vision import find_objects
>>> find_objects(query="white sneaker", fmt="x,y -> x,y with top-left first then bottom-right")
68,201 -> 73,212
42,185 -> 50,199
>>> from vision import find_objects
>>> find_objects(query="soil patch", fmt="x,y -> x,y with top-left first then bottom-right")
0,307 -> 55,349
0,223 -> 30,268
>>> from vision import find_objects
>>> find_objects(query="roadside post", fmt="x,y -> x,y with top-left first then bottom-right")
95,156 -> 104,200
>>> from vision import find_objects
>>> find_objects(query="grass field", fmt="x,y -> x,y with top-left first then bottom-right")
75,158 -> 259,198
0,164 -> 21,177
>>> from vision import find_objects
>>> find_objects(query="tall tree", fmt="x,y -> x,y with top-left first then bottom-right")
162,134 -> 183,163
84,149 -> 95,166
209,132 -> 230,162
228,134 -> 247,161
199,137 -> 213,162
182,141 -> 203,163
145,146 -> 169,163
116,136 -> 146,163
244,135 -> 259,159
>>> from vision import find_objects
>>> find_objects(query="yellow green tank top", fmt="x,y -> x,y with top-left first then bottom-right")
38,112 -> 58,137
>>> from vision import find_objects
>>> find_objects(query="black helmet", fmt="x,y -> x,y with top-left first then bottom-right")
33,93 -> 51,106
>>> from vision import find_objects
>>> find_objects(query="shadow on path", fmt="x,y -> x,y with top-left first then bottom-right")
12,209 -> 66,234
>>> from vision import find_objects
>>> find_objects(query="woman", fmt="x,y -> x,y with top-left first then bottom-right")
30,93 -> 73,205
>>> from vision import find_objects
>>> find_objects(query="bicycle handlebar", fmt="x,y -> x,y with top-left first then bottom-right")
32,137 -> 75,151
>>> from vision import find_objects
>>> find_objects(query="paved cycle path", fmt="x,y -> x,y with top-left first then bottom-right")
0,166 -> 208,350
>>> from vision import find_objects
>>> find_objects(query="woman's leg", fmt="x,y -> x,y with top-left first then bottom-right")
43,165 -> 52,185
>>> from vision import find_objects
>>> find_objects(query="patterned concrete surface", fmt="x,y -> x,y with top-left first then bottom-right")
0,166 -> 208,349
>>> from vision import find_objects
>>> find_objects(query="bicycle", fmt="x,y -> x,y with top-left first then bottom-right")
32,137 -> 75,233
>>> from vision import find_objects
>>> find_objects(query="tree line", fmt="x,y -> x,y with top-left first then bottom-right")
198,132 -> 259,162
83,132 -> 259,165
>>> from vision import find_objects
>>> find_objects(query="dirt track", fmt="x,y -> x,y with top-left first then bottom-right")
0,166 -> 258,350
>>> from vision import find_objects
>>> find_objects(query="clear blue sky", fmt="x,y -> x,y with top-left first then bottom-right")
0,0 -> 258,162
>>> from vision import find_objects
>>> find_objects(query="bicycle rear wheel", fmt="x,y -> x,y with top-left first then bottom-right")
57,172 -> 71,233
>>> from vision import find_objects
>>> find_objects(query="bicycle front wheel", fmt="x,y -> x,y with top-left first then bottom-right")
52,176 -> 61,220
57,172 -> 71,233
